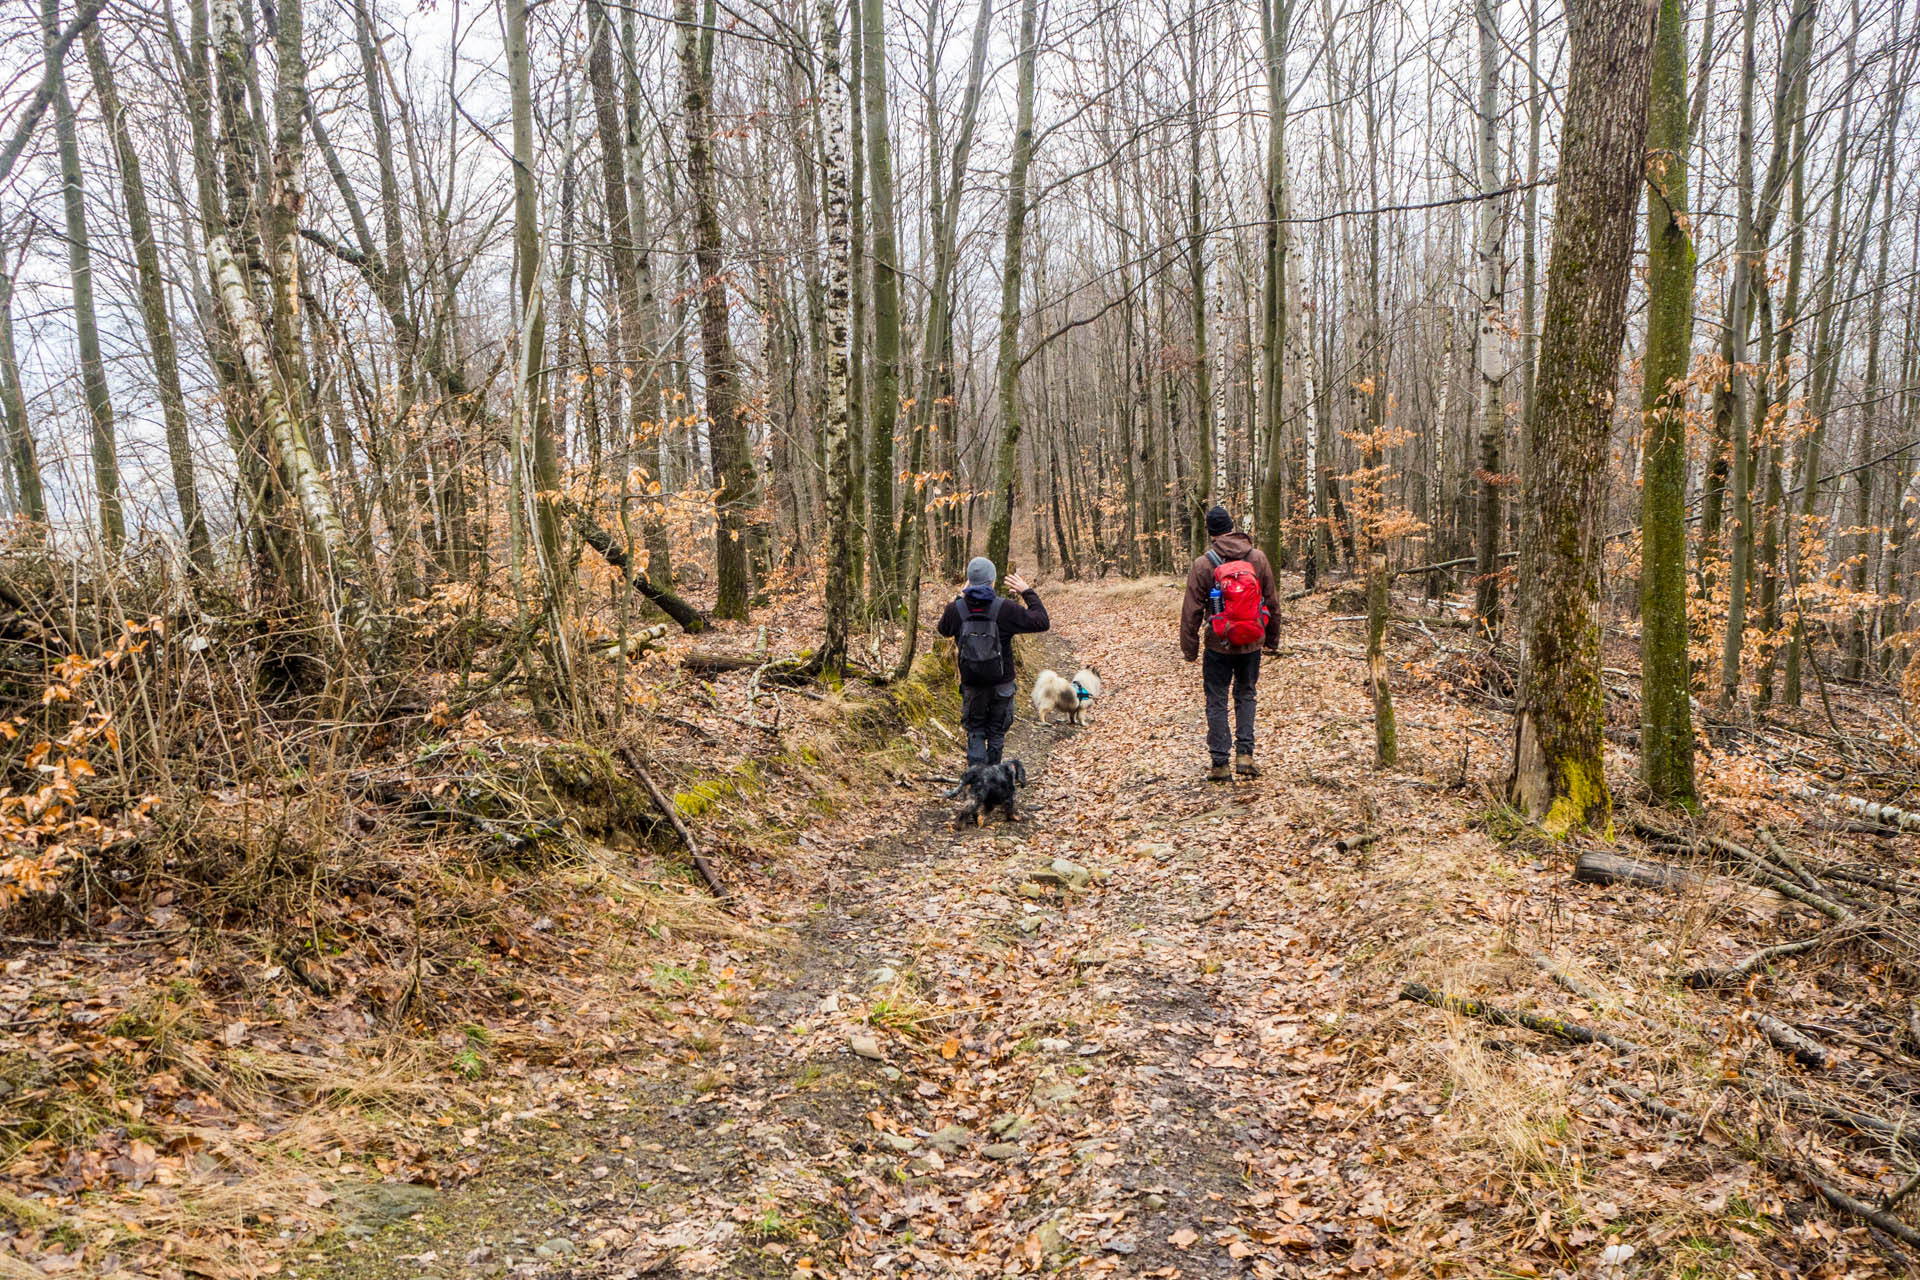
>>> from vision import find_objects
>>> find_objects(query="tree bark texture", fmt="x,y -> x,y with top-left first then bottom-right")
1509,0 -> 1656,836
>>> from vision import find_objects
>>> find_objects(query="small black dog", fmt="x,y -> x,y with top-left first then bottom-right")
946,759 -> 1027,829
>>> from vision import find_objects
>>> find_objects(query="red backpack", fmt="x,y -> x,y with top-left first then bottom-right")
1206,548 -> 1270,647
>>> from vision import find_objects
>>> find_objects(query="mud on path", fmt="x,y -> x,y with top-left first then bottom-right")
309,577 -> 1855,1279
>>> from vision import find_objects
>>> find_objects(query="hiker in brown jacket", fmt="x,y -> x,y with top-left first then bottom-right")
1179,506 -> 1281,781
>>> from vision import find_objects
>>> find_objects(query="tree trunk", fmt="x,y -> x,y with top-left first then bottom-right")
506,0 -> 562,580
1519,0 -> 1543,429
1256,0 -> 1287,571
209,233 -> 381,654
1472,0 -> 1506,634
1848,8 -> 1911,676
676,0 -> 752,619
1509,0 -> 1656,835
623,9 -> 674,586
862,0 -> 902,616
1187,1 -> 1212,554
819,0 -> 854,674
0,266 -> 45,527
1639,0 -> 1695,804
45,0 -> 122,552
1784,4 -> 1862,705
984,0 -> 1040,580
83,27 -> 213,571
588,0 -> 674,605
1715,0 -> 1759,707
1757,115 -> 1807,706
1366,538 -> 1396,766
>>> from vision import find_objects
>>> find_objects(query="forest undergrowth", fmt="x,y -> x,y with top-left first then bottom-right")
3,571 -> 1920,1279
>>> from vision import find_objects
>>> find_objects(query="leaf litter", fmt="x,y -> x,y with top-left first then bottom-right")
11,575 -> 1919,1278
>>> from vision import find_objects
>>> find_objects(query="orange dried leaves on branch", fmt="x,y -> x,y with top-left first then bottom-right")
1,619 -> 160,909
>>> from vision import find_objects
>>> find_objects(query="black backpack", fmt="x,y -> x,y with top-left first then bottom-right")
955,596 -> 1006,686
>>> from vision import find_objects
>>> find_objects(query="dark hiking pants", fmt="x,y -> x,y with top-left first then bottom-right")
961,682 -> 1016,767
1203,649 -> 1260,765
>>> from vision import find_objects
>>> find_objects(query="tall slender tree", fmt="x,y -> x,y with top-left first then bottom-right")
82,26 -> 213,573
819,0 -> 855,675
44,0 -> 122,551
677,0 -> 753,619
984,0 -> 1041,580
507,0 -> 561,579
1639,0 -> 1696,804
862,0 -> 903,615
1472,0 -> 1506,634
0,254 -> 45,527
1509,0 -> 1656,835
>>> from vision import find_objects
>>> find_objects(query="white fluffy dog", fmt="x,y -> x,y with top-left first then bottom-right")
1031,667 -> 1102,725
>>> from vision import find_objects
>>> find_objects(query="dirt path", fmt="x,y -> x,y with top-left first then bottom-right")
306,578 -> 1863,1279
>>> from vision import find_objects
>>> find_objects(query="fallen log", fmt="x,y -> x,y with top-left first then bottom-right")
1741,1072 -> 1920,1152
1334,831 -> 1380,853
594,623 -> 669,659
1398,981 -> 1644,1054
1630,821 -> 1854,922
565,500 -> 706,633
681,650 -> 818,684
1754,1013 -> 1836,1070
1573,849 -> 1708,892
1795,786 -> 1920,833
618,745 -> 730,904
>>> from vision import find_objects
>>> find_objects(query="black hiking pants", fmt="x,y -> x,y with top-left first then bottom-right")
961,682 -> 1016,767
1203,649 -> 1260,765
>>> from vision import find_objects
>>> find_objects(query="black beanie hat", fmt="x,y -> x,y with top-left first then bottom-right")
1205,506 -> 1233,536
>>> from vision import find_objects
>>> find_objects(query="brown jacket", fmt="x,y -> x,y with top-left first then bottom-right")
1180,531 -> 1281,659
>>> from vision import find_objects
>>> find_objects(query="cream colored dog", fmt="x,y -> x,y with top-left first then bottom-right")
1030,667 -> 1101,725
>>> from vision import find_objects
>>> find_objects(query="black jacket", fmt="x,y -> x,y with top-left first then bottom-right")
937,585 -> 1049,686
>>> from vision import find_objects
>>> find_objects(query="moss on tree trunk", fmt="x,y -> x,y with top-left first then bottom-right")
1510,0 -> 1657,836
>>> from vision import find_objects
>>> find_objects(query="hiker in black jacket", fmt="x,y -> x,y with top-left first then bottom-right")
936,557 -> 1050,767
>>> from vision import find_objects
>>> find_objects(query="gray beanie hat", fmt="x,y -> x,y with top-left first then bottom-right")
966,556 -> 995,587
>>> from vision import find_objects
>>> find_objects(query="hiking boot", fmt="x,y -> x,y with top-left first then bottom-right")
1235,752 -> 1260,778
1207,762 -> 1232,783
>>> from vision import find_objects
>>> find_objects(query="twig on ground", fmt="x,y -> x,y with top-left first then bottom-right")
1525,951 -> 1610,1005
618,745 -> 731,905
1756,826 -> 1826,895
1613,1082 -> 1920,1252
1681,935 -> 1829,988
1397,980 -> 1644,1054
1741,1072 -> 1920,1151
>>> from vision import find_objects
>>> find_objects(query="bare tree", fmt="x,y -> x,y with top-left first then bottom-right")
1509,0 -> 1656,835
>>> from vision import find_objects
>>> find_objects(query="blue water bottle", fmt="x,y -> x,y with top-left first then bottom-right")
1208,583 -> 1222,618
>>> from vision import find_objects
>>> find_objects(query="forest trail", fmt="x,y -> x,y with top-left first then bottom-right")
306,578 -> 1847,1280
